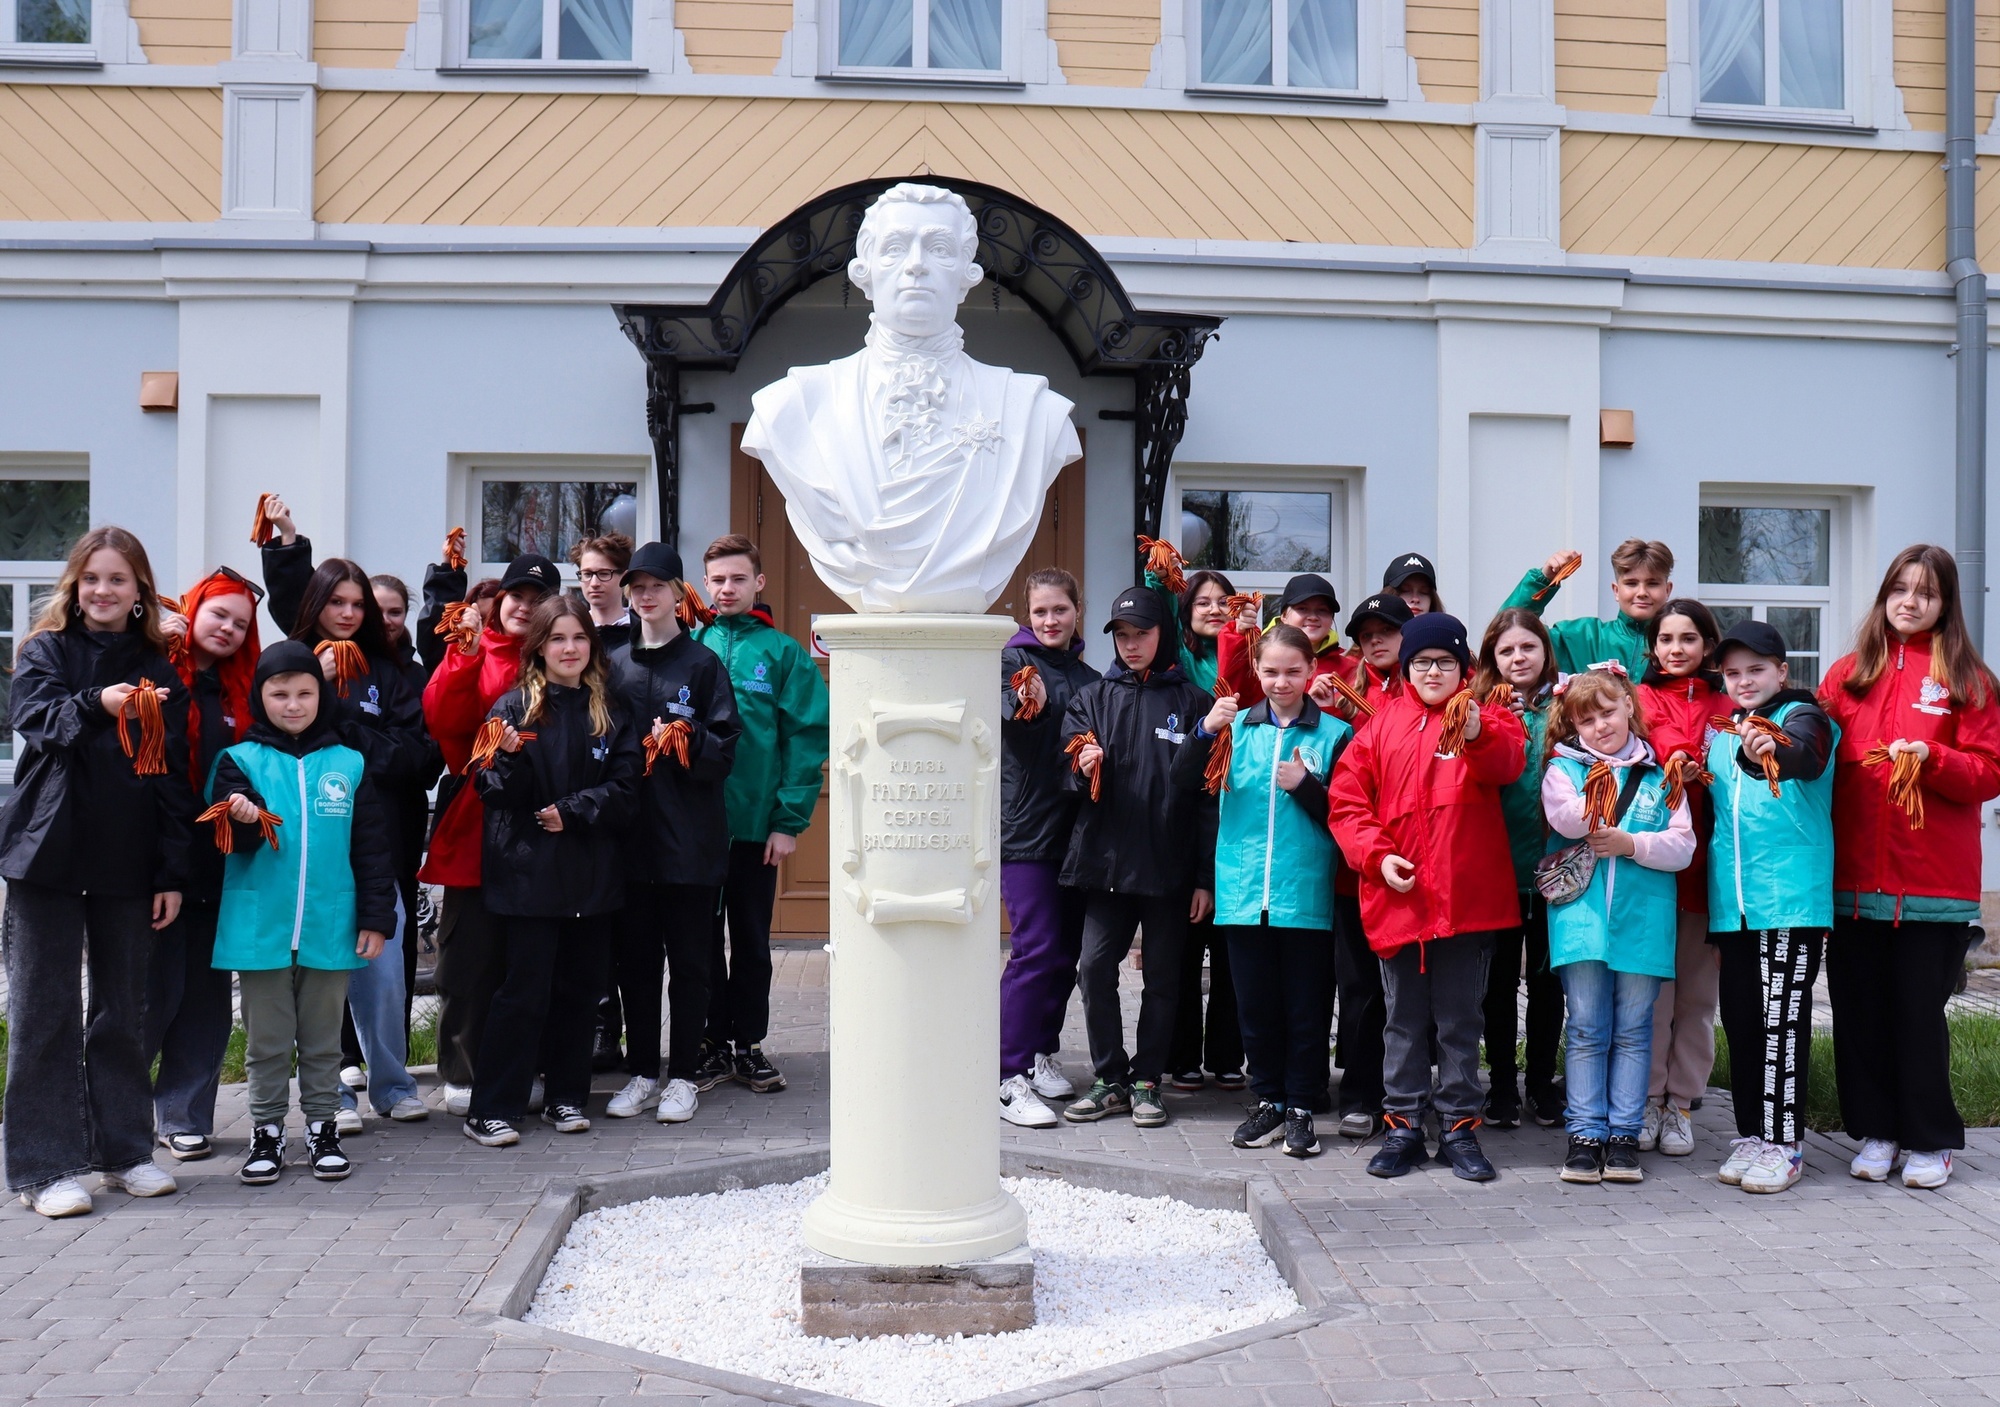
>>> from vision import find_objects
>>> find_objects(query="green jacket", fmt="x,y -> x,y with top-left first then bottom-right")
1497,689 -> 1553,891
1146,572 -> 1218,693
1501,567 -> 1651,676
694,612 -> 830,842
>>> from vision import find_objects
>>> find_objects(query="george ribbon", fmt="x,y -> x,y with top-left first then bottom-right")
1138,535 -> 1187,595
117,686 -> 169,777
196,799 -> 282,854
1010,664 -> 1042,721
1064,731 -> 1103,803
644,718 -> 693,776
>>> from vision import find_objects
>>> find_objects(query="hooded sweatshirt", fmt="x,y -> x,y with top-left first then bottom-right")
1000,624 -> 1101,864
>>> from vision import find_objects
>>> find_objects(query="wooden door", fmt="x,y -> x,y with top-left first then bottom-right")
729,426 -> 1087,937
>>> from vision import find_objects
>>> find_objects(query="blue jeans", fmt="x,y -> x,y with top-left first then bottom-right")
341,894 -> 418,1114
147,902 -> 235,1138
1558,960 -> 1661,1141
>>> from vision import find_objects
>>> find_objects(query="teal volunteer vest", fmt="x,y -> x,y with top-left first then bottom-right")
210,740 -> 368,972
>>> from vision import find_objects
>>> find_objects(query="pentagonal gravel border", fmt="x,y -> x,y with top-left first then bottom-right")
468,1143 -> 1356,1407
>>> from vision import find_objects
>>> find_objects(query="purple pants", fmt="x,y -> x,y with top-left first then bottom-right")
1000,862 -> 1088,1080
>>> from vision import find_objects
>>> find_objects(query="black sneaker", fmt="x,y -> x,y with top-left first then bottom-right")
1366,1118 -> 1429,1178
161,1132 -> 212,1161
1560,1135 -> 1605,1184
1603,1134 -> 1644,1183
1485,1085 -> 1522,1130
305,1121 -> 351,1181
734,1044 -> 786,1093
1232,1101 -> 1287,1148
1170,1069 -> 1205,1091
692,1042 -> 735,1093
1213,1069 -> 1247,1092
1283,1109 -> 1321,1159
541,1103 -> 590,1134
462,1117 -> 519,1147
239,1124 -> 285,1185
1436,1119 -> 1496,1181
1526,1085 -> 1564,1128
591,1032 -> 624,1073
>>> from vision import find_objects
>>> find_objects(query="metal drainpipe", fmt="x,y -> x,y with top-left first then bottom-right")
1949,0 -> 1988,644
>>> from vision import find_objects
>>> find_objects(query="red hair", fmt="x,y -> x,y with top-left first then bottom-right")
173,570 -> 262,782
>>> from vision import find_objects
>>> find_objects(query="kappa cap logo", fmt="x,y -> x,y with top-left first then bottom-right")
1404,555 -> 1423,567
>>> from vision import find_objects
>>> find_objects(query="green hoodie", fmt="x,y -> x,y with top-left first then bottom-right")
1501,566 -> 1651,677
1497,689 -> 1553,891
694,612 -> 830,843
1145,572 -> 1218,692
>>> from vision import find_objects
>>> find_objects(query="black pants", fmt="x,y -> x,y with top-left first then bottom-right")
619,882 -> 718,1081
1077,892 -> 1188,1086
1223,921 -> 1334,1110
1332,892 -> 1386,1117
434,886 -> 503,1087
1715,927 -> 1824,1144
1167,916 -> 1242,1076
468,914 -> 611,1121
146,901 -> 234,1139
705,841 -> 779,1049
1483,892 -> 1563,1100
1827,917 -> 1966,1152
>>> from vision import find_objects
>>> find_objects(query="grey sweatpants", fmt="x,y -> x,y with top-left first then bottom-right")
238,963 -> 349,1128
1379,933 -> 1496,1125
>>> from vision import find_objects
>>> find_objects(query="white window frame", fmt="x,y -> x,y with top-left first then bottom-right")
1183,0 -> 1386,100
0,459 -> 88,787
1696,487 -> 1853,688
453,455 -> 655,586
445,0 -> 651,72
817,0 -> 1026,83
1169,464 -> 1363,616
0,0 -> 143,66
1657,0 -> 1902,131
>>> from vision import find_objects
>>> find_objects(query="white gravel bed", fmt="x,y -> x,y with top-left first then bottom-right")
526,1172 -> 1298,1406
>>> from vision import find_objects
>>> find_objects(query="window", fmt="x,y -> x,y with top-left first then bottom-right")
460,459 -> 650,582
11,0 -> 87,42
1194,0 -> 1359,91
828,0 -> 1009,76
1175,471 -> 1354,622
1699,499 -> 1835,689
0,467 -> 87,782
1698,0 -> 1844,114
457,0 -> 634,65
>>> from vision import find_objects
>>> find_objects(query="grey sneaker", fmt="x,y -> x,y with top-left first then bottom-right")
1338,1111 -> 1380,1140
1130,1081 -> 1169,1128
1657,1104 -> 1694,1156
1062,1080 -> 1131,1122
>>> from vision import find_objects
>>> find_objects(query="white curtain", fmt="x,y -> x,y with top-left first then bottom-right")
1698,0 -> 1764,105
469,0 -> 541,57
930,0 -> 1001,69
1287,0 -> 1355,88
841,0 -> 914,66
560,0 -> 632,58
17,0 -> 90,43
1202,0 -> 1270,84
1778,0 -> 1843,108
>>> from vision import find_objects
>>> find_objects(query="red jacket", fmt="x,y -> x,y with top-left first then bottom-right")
1217,625 -> 1370,722
1329,691 -> 1527,956
418,625 -> 523,889
1819,635 -> 2000,908
1637,671 -> 1725,915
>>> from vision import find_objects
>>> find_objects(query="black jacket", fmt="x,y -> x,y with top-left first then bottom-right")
1729,688 -> 1834,783
1000,629 -> 1101,864
417,559 -> 467,676
183,664 -> 240,905
1057,660 -> 1215,897
0,621 -> 195,897
473,684 -> 641,917
609,630 -> 740,887
381,634 -> 444,875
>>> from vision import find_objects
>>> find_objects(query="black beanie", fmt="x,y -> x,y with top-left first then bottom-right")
1398,612 -> 1472,677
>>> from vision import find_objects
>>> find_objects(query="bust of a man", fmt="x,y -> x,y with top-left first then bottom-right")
741,183 -> 1083,613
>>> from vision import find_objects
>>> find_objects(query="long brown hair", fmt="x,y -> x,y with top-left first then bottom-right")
1844,544 -> 1997,707
1472,608 -> 1557,702
29,526 -> 170,654
291,557 -> 391,657
517,595 -> 613,736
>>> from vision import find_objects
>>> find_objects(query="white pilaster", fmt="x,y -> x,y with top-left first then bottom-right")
1475,0 -> 1562,261
221,0 -> 316,235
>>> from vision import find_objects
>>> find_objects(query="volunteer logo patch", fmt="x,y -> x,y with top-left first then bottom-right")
1917,676 -> 1952,716
314,772 -> 352,818
744,660 -> 774,694
667,683 -> 697,717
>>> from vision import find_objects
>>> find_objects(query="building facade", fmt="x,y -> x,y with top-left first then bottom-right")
2,0 -> 1996,920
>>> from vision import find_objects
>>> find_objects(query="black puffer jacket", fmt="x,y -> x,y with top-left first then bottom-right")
1000,627 -> 1100,864
473,683 -> 641,917
1057,658 -> 1214,897
609,630 -> 740,887
0,620 -> 195,897
183,664 -> 239,905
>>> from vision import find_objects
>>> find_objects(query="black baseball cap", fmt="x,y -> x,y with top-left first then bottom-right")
1103,585 -> 1171,632
622,541 -> 684,586
1346,591 -> 1413,639
1277,573 -> 1340,615
1717,619 -> 1787,665
1384,552 -> 1437,592
499,553 -> 559,595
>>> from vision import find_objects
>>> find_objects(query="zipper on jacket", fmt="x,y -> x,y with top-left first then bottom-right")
291,756 -> 309,953
1731,756 -> 1745,930
1261,719 -> 1281,916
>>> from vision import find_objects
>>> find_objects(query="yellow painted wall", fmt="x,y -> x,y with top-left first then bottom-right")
1408,0 -> 1477,102
1564,132 -> 1945,269
1048,0 -> 1158,86
678,0 -> 793,75
315,93 -> 1475,244
1893,0 -> 2000,133
130,0 -> 231,64
0,85 -> 221,220
316,0 -> 418,68
1554,0 -> 1665,114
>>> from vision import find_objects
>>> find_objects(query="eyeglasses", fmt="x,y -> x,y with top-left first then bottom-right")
578,569 -> 619,583
1408,657 -> 1460,675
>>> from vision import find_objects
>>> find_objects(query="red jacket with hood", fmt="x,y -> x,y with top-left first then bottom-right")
419,624 -> 523,888
1637,668 -> 1725,915
1329,691 -> 1527,956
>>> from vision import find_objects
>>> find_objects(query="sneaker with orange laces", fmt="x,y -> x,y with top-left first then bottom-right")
1366,1115 -> 1430,1178
1436,1117 -> 1496,1181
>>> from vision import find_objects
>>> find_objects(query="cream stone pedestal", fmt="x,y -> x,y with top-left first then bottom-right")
801,613 -> 1029,1273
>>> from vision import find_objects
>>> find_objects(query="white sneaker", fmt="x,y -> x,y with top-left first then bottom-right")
441,1083 -> 472,1117
1903,1150 -> 1953,1189
103,1160 -> 178,1197
1638,1097 -> 1663,1152
656,1078 -> 699,1124
606,1076 -> 661,1118
1657,1104 -> 1695,1157
1719,1136 -> 1764,1185
21,1178 -> 92,1218
1740,1140 -> 1803,1194
527,1077 -> 545,1115
335,1107 -> 364,1135
339,1064 -> 366,1091
388,1097 -> 430,1122
1001,1074 -> 1059,1128
1030,1053 -> 1075,1101
1850,1138 -> 1900,1182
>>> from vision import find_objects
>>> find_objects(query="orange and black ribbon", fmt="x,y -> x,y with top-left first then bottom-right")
1010,664 -> 1042,721
1712,713 -> 1793,798
466,717 -> 534,773
317,639 -> 367,698
250,494 -> 280,547
442,527 -> 468,572
1862,744 -> 1926,830
1436,689 -> 1477,755
1531,555 -> 1582,602
1660,755 -> 1713,812
1581,760 -> 1620,830
1138,535 -> 1186,596
643,718 -> 693,775
117,687 -> 169,777
1064,730 -> 1103,803
435,601 -> 480,655
675,585 -> 716,631
195,799 -> 283,854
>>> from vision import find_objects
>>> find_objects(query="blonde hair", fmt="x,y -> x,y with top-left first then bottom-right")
1547,668 -> 1649,750
30,526 -> 170,655
518,595 -> 614,737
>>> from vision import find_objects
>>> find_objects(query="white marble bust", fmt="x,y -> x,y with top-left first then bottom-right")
741,183 -> 1083,613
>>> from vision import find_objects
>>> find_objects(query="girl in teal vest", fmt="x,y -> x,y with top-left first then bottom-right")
1173,624 -> 1352,1160
1540,666 -> 1693,1187
209,641 -> 398,1188
1705,620 -> 1838,1197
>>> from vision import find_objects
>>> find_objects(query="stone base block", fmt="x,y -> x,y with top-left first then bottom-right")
799,1245 -> 1035,1339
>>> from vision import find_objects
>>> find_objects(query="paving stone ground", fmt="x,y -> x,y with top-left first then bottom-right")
4,944 -> 1999,1407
